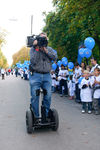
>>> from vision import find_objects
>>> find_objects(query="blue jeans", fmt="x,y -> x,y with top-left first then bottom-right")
29,72 -> 51,117
82,102 -> 92,111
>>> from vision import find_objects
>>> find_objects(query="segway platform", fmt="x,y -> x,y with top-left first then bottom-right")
26,105 -> 59,134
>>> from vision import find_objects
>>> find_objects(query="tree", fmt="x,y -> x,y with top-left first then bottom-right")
0,29 -> 8,68
12,46 -> 30,65
0,50 -> 8,68
43,0 -> 100,63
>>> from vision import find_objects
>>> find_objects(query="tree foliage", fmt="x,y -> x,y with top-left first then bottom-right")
0,29 -> 8,68
43,0 -> 100,63
12,46 -> 30,65
0,50 -> 8,68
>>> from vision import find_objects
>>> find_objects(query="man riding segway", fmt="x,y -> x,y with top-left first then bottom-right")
26,32 -> 59,133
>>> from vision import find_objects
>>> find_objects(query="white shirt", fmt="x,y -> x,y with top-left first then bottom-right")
91,75 -> 100,99
58,69 -> 68,80
25,70 -> 28,75
1,69 -> 5,74
81,78 -> 92,102
90,64 -> 98,73
51,73 -> 56,86
68,80 -> 75,96
75,67 -> 82,83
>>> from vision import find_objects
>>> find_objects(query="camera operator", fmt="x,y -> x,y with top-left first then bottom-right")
29,32 -> 57,118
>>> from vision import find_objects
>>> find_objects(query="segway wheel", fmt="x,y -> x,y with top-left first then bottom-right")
26,110 -> 33,134
51,108 -> 59,131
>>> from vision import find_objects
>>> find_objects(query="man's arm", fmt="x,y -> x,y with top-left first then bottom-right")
43,47 -> 57,61
30,47 -> 39,65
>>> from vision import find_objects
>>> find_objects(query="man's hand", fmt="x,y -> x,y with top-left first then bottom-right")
40,47 -> 48,54
43,47 -> 48,54
33,40 -> 38,45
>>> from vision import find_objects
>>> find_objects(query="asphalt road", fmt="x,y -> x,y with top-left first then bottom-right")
0,75 -> 100,150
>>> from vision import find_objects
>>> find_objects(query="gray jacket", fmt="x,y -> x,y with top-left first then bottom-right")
30,46 -> 57,73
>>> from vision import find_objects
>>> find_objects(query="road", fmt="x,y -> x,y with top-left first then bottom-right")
0,75 -> 100,150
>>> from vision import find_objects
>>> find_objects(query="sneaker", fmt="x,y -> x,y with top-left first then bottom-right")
88,110 -> 92,114
60,94 -> 63,97
82,110 -> 85,113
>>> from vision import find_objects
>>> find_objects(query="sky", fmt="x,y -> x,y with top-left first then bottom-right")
0,0 -> 54,65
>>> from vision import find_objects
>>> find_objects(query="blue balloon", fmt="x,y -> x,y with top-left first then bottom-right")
51,60 -> 54,63
79,48 -> 85,58
78,77 -> 84,84
84,48 -> 92,58
68,62 -> 74,69
84,37 -> 95,50
20,64 -> 22,68
24,60 -> 28,64
52,63 -> 57,70
57,60 -> 62,67
62,59 -> 68,67
16,63 -> 21,68
62,57 -> 68,62
69,71 -> 73,75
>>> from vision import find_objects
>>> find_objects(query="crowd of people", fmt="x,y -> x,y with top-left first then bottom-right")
50,57 -> 100,115
1,57 -> 100,115
0,68 -> 14,80
14,57 -> 100,115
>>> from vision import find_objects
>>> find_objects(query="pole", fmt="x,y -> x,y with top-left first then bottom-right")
31,15 -> 33,35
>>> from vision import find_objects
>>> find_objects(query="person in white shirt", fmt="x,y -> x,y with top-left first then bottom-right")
51,70 -> 56,93
74,62 -> 82,102
68,75 -> 75,100
91,67 -> 100,115
1,68 -> 5,80
20,69 -> 24,79
90,58 -> 99,74
81,70 -> 92,114
58,64 -> 68,97
24,67 -> 28,80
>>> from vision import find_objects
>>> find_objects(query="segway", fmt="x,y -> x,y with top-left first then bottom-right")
26,89 -> 59,134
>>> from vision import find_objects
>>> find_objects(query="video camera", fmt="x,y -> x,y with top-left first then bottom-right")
26,35 -> 48,48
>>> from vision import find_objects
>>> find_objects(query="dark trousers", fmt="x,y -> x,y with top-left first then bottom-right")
82,102 -> 92,111
15,72 -> 18,77
93,98 -> 100,112
2,74 -> 4,80
24,74 -> 27,80
75,83 -> 81,102
59,79 -> 68,95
